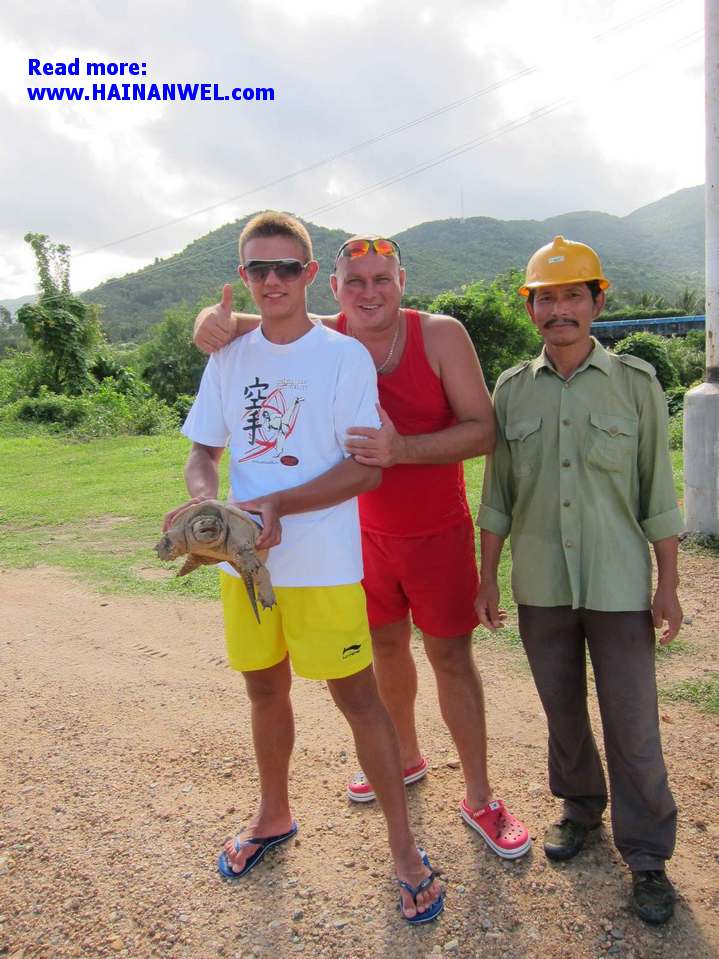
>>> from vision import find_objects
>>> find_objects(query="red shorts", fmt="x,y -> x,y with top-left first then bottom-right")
361,519 -> 480,639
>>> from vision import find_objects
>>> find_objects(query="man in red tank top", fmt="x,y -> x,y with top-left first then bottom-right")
193,235 -> 530,859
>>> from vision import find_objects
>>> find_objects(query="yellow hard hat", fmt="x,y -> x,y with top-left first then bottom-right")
519,235 -> 610,297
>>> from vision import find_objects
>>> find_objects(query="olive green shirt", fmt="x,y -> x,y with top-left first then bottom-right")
478,339 -> 683,611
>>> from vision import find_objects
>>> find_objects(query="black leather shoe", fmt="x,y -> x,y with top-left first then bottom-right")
543,818 -> 598,861
631,870 -> 676,925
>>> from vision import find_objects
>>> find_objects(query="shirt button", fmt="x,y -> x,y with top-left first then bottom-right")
565,540 -> 573,547
563,382 -> 570,389
562,459 -> 571,468
563,500 -> 571,507
562,419 -> 571,426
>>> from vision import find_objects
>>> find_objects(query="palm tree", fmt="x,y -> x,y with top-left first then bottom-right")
675,287 -> 703,316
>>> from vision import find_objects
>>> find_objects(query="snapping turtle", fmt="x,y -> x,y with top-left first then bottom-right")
155,500 -> 275,623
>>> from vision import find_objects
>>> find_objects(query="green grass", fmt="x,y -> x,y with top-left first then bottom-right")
0,436 -> 519,622
680,532 -> 719,557
661,673 -> 719,715
0,435 -> 686,636
671,449 -> 684,502
464,457 -> 522,649
656,636 -> 691,659
0,434 -> 229,598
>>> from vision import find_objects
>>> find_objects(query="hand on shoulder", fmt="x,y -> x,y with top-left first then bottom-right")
193,284 -> 263,354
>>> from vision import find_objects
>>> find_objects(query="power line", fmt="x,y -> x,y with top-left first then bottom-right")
73,0 -> 688,260
26,24 -> 702,308
71,63 -> 538,259
306,30 -> 704,220
90,28 -> 701,285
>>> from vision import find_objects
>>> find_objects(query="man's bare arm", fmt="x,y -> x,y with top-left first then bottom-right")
192,284 -> 258,353
239,458 -> 381,549
475,529 -> 507,631
652,535 -> 683,645
193,283 -> 338,354
162,442 -> 224,531
346,314 -> 495,467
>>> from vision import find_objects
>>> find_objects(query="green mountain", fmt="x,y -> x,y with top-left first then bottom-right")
0,294 -> 36,315
74,185 -> 704,342
77,218 -> 350,342
397,185 -> 705,302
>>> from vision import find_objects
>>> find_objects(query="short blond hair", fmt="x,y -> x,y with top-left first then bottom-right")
239,211 -> 313,262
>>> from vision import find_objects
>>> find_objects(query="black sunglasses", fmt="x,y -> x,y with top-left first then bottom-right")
240,259 -> 310,282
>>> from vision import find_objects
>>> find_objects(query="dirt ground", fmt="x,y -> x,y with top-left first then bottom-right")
1,554 -> 718,959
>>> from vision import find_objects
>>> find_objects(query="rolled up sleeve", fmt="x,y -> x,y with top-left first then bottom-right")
477,501 -> 512,537
637,377 -> 684,542
641,506 -> 684,542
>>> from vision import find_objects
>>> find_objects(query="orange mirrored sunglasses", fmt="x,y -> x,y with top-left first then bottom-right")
334,237 -> 401,267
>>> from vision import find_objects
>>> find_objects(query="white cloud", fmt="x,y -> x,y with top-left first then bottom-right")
0,0 -> 704,298
255,0 -> 376,21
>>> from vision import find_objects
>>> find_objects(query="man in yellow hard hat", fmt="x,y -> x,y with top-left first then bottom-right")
475,236 -> 684,925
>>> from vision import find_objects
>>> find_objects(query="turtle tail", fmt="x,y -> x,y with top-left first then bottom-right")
240,569 -> 261,625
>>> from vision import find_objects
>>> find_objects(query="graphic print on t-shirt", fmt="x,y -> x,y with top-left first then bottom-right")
239,376 -> 307,464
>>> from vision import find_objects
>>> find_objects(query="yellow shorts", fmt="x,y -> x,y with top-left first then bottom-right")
220,572 -> 373,680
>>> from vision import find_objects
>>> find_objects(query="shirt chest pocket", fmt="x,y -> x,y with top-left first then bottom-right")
505,416 -> 542,477
585,412 -> 638,472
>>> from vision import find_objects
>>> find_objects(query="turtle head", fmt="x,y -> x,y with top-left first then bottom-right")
187,513 -> 224,546
155,530 -> 181,560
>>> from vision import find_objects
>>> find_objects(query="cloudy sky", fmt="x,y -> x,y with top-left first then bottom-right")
0,0 -> 705,300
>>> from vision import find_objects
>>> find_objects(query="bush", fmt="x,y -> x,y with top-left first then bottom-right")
0,381 -> 179,438
665,385 -> 688,416
402,293 -> 434,311
89,350 -> 140,394
79,380 -> 179,437
0,343 -> 140,409
15,389 -> 87,427
613,332 -> 679,391
665,334 -> 705,388
601,307 -> 688,321
173,393 -> 196,422
668,411 -> 683,451
0,350 -> 54,405
125,394 -> 179,435
139,305 -> 208,404
430,279 -> 541,389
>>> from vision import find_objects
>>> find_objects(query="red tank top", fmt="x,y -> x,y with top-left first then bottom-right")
337,309 -> 470,536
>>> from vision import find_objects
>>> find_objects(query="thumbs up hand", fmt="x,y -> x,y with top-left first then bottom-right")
193,283 -> 237,354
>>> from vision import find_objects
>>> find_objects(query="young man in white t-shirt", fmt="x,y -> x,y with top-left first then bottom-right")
164,212 -> 443,923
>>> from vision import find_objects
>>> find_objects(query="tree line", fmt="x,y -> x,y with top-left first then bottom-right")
0,234 -> 705,442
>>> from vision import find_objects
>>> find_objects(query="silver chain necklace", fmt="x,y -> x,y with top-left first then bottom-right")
349,319 -> 401,375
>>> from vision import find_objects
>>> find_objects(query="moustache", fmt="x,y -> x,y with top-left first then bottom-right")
545,319 -> 579,328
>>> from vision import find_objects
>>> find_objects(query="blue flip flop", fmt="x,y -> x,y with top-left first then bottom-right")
217,821 -> 298,879
398,849 -> 444,924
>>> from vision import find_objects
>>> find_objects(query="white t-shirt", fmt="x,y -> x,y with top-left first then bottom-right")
182,322 -> 380,587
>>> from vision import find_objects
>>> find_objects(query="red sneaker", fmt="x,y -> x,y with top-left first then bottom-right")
347,757 -> 429,803
460,798 -> 531,859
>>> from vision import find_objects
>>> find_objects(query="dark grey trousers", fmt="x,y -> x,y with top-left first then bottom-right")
518,604 -> 677,871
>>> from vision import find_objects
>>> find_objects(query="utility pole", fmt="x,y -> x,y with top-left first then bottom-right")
684,0 -> 719,535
